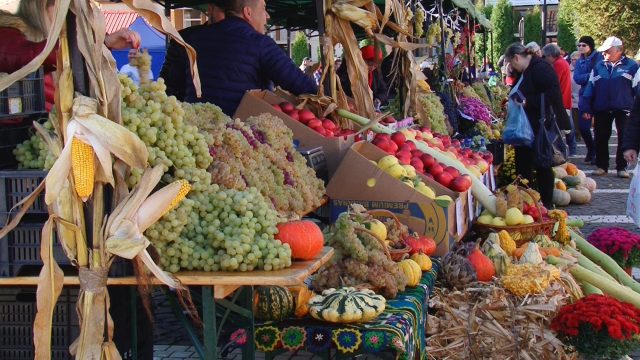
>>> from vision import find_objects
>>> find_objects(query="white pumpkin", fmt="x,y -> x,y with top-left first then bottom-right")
568,186 -> 591,204
552,166 -> 568,179
552,189 -> 571,206
583,177 -> 597,192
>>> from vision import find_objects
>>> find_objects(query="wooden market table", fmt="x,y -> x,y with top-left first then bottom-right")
0,247 -> 334,360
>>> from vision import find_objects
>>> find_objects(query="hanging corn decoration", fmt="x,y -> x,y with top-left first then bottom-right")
71,137 -> 95,200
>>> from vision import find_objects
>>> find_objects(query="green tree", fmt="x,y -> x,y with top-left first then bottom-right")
490,0 -> 517,64
474,2 -> 493,66
556,17 -> 577,56
291,32 -> 309,66
523,6 -> 541,44
560,0 -> 640,54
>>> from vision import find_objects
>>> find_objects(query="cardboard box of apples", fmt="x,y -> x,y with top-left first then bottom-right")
369,129 -> 495,194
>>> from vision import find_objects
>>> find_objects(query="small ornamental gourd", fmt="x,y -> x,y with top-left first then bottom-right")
481,233 -> 509,275
498,230 -> 516,256
501,263 -> 560,297
467,246 -> 496,281
253,286 -> 295,321
308,287 -> 386,323
552,166 -> 568,179
399,259 -> 422,286
562,176 -> 581,188
405,235 -> 437,255
291,286 -> 316,318
275,220 -> 324,260
410,253 -> 432,271
518,242 -> 543,265
565,163 -> 578,176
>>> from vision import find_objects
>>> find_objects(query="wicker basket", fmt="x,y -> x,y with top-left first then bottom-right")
352,209 -> 410,261
472,220 -> 556,246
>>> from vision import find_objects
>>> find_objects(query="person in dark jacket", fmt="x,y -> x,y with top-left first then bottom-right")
182,0 -> 317,116
623,96 -> 640,165
580,36 -> 639,178
160,3 -> 225,101
337,44 -> 389,108
573,36 -> 602,164
504,43 -> 571,208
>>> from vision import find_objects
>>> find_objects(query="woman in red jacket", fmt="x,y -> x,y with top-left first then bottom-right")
0,0 -> 141,112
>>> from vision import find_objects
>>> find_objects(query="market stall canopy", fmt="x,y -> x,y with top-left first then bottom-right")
450,0 -> 492,30
111,16 -> 167,79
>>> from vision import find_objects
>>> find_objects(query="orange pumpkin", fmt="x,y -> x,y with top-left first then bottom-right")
291,286 -> 315,318
275,220 -> 324,260
566,163 -> 578,176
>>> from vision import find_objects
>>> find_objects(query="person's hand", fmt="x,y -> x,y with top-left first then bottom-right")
582,112 -> 592,120
624,149 -> 638,164
105,29 -> 141,50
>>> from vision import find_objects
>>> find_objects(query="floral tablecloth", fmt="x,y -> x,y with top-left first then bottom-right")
255,261 -> 440,360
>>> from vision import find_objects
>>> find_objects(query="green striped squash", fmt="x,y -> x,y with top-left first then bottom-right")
308,287 -> 386,323
253,286 -> 295,321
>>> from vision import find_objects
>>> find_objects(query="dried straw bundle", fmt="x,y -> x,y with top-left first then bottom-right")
427,277 -> 582,360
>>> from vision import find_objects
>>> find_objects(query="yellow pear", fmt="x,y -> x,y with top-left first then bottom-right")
491,217 -> 507,226
477,214 -> 494,224
402,164 -> 416,178
378,155 -> 399,170
505,208 -> 524,226
416,183 -> 436,199
384,164 -> 405,179
522,214 -> 535,224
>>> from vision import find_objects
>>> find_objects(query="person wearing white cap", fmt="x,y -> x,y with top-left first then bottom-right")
580,36 -> 639,178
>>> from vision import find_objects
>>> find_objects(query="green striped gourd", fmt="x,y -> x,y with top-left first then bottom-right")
253,286 -> 295,321
308,287 -> 386,323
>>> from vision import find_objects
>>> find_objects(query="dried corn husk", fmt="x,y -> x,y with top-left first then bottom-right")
427,278 -> 581,359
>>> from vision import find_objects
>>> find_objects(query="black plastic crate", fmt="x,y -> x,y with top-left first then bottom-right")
0,170 -> 47,215
0,221 -> 132,278
0,287 -> 79,360
0,118 -> 42,169
0,68 -> 45,119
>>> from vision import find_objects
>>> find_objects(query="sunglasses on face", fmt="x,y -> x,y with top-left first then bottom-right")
577,44 -> 588,47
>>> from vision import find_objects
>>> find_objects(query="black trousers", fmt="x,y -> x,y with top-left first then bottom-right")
514,145 -> 555,208
594,110 -> 629,171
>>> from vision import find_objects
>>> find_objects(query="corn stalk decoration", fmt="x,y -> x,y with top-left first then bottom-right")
0,0 -> 199,359
323,0 -> 428,120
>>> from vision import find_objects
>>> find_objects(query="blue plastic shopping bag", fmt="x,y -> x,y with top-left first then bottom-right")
502,98 -> 534,147
627,167 -> 640,227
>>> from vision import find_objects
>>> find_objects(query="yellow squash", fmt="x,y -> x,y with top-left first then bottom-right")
399,259 -> 422,286
410,253 -> 432,271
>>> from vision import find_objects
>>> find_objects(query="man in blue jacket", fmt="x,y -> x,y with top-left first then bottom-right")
573,36 -> 602,164
581,36 -> 639,178
182,0 -> 318,116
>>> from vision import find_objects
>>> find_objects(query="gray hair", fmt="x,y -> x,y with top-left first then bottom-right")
570,51 -> 580,59
612,45 -> 624,53
16,0 -> 54,39
525,41 -> 541,54
542,43 -> 562,59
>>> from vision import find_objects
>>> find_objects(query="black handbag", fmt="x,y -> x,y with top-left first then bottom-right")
534,94 -> 567,168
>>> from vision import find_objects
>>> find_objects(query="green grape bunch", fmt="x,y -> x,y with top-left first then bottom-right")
415,7 -> 426,38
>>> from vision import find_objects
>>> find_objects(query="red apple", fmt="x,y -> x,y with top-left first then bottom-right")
406,141 -> 417,151
451,139 -> 461,148
288,109 -> 300,121
444,166 -> 461,178
398,143 -> 413,153
429,163 -> 444,177
450,175 -> 472,192
299,109 -> 316,123
374,133 -> 391,142
375,139 -> 393,153
325,130 -> 335,137
435,172 -> 454,188
420,154 -> 436,168
391,132 -> 406,147
279,101 -> 295,113
322,119 -> 337,131
308,118 -> 322,128
411,149 -> 423,158
411,158 -> 424,171
272,104 -> 282,112
387,141 -> 399,154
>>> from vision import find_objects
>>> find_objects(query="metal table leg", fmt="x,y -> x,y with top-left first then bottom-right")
202,286 -> 217,360
130,287 -> 138,360
239,286 -> 254,360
